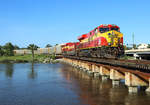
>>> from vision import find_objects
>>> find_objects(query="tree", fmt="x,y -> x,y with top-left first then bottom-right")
14,45 -> 20,49
133,44 -> 137,49
148,44 -> 150,48
27,44 -> 39,61
0,45 -> 4,56
3,42 -> 14,56
45,44 -> 52,48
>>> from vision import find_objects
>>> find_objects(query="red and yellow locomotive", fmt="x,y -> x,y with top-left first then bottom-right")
62,24 -> 124,59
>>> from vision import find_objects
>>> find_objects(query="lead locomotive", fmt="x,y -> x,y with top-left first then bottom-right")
62,24 -> 124,59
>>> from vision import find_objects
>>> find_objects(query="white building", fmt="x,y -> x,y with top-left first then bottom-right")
138,43 -> 148,49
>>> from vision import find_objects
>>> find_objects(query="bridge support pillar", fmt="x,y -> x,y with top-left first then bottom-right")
99,66 -> 110,81
110,69 -> 125,86
83,63 -> 89,72
101,75 -> 109,82
92,64 -> 95,72
74,60 -> 77,67
77,60 -> 80,68
78,61 -> 82,69
82,62 -> 87,72
112,80 -> 120,86
83,62 -> 86,70
100,66 -> 110,76
146,78 -> 150,92
94,72 -> 100,78
87,70 -> 94,76
86,64 -> 93,76
91,64 -> 100,78
125,72 -> 148,93
80,62 -> 84,70
128,86 -> 138,93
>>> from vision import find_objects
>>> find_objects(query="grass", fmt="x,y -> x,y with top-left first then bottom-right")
120,55 -> 135,60
0,54 -> 53,63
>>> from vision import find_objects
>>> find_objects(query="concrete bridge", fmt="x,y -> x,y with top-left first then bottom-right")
125,49 -> 150,60
61,58 -> 150,93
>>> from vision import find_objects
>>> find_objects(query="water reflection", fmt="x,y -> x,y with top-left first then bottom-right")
0,63 -> 150,105
5,63 -> 14,78
60,64 -> 150,105
28,63 -> 37,79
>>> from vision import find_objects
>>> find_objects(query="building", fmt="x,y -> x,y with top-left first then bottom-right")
138,43 -> 148,49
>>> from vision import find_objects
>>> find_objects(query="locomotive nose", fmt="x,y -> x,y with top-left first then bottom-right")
108,30 -> 119,47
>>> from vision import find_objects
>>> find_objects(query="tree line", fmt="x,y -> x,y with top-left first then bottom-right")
124,44 -> 150,50
0,42 -> 53,56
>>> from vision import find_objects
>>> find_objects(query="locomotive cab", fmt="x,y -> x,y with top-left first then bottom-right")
98,24 -> 123,47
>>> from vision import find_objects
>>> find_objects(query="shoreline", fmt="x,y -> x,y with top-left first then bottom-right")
0,54 -> 60,63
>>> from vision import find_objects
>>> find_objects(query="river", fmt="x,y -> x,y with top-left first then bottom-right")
0,63 -> 150,105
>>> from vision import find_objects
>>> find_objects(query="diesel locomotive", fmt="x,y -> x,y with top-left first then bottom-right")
62,24 -> 124,59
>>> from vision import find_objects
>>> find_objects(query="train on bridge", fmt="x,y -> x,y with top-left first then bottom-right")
14,24 -> 124,59
61,24 -> 124,59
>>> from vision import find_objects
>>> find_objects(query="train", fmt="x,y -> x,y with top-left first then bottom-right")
14,24 -> 124,59
61,24 -> 124,59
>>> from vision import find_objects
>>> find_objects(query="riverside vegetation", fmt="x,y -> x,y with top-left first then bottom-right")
0,42 -> 58,63
0,54 -> 58,63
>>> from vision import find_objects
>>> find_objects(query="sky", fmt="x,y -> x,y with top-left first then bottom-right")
0,0 -> 150,48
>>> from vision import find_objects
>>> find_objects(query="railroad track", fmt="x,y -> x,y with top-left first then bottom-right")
64,56 -> 150,73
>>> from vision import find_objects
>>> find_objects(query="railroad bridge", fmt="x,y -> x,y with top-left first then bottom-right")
61,57 -> 150,93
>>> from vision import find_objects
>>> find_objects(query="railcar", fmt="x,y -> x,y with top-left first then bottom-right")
62,42 -> 79,56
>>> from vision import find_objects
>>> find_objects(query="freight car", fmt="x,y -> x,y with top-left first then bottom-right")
37,44 -> 63,55
62,24 -> 124,59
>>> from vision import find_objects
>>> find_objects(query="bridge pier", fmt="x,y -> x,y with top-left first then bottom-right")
146,78 -> 150,92
101,75 -> 109,82
100,66 -> 110,81
83,63 -> 89,72
62,58 -> 150,93
85,64 -> 93,76
110,69 -> 125,86
125,72 -> 148,93
94,72 -> 100,78
91,64 -> 100,78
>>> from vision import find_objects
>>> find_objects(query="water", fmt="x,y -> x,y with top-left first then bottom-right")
0,63 -> 150,105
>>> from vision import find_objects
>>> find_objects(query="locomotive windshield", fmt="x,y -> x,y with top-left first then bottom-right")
99,28 -> 109,33
111,27 -> 119,31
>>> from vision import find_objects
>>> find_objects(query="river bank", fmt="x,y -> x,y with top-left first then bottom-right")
0,54 -> 134,63
0,54 -> 59,63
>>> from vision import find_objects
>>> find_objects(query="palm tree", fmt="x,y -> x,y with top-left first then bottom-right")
27,44 -> 39,62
